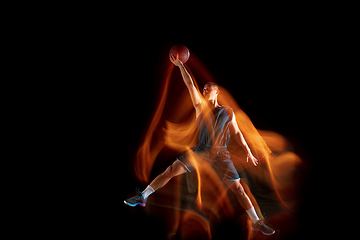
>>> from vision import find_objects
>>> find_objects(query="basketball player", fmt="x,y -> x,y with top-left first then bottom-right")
124,54 -> 275,235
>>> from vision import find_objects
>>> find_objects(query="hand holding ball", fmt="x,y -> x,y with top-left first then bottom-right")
169,44 -> 190,64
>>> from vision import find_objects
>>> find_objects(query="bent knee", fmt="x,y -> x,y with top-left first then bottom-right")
163,165 -> 174,176
163,161 -> 185,177
230,182 -> 246,194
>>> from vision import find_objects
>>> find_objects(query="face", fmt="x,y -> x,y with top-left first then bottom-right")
203,84 -> 218,100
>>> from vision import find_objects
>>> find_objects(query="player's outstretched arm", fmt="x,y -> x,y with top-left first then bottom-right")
230,113 -> 259,166
169,54 -> 202,117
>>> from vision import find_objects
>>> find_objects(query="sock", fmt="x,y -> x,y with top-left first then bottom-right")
245,207 -> 260,223
142,185 -> 155,200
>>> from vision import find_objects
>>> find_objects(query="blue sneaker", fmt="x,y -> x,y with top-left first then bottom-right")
124,188 -> 146,207
252,220 -> 275,235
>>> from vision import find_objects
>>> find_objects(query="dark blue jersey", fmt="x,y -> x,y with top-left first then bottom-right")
176,105 -> 240,181
196,105 -> 233,149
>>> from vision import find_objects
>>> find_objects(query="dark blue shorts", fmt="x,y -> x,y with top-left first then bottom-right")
176,145 -> 240,182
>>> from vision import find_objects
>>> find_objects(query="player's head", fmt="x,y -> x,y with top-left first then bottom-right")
203,82 -> 219,101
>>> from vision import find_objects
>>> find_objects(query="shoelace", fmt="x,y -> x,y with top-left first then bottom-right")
135,187 -> 144,198
255,220 -> 264,226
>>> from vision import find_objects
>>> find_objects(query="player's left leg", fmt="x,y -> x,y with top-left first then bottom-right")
228,180 -> 275,235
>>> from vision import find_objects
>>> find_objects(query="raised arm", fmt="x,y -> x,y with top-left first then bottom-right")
230,112 -> 259,166
170,54 -> 202,118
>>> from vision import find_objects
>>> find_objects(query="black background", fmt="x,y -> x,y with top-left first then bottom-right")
56,13 -> 336,239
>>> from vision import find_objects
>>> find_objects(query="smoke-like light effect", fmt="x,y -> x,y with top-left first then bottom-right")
133,50 -> 305,239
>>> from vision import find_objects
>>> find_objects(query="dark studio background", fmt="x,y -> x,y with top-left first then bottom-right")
57,14 -> 334,239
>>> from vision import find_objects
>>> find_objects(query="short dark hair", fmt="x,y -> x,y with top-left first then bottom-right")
204,82 -> 218,90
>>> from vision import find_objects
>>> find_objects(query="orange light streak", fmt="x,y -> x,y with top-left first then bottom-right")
132,50 -> 305,238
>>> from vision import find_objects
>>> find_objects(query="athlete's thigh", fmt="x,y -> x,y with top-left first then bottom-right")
226,179 -> 245,193
176,151 -> 195,173
170,159 -> 189,176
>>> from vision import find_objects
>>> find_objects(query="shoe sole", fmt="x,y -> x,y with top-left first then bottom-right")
124,200 -> 146,207
251,227 -> 275,235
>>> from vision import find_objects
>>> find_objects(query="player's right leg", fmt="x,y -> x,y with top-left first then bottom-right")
228,180 -> 275,235
124,160 -> 189,207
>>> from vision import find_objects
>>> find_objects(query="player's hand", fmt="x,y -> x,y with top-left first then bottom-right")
247,154 -> 259,166
169,53 -> 182,67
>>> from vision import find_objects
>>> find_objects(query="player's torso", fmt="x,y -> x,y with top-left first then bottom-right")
197,105 -> 233,148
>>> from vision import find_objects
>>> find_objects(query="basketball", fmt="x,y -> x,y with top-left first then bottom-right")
169,44 -> 190,63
